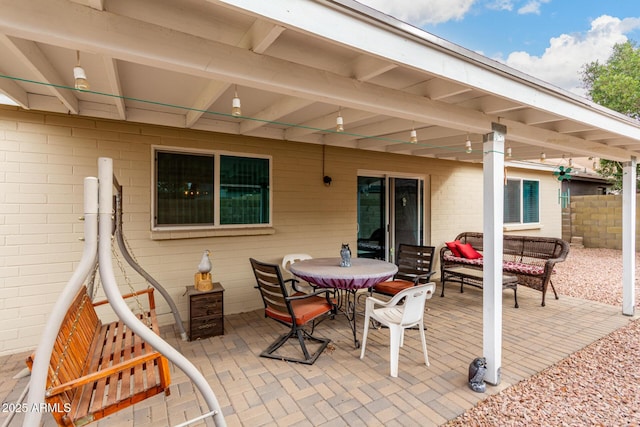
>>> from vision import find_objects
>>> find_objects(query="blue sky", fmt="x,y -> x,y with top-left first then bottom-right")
358,0 -> 640,97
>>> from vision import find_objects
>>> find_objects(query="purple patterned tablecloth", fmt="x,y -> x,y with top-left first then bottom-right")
289,257 -> 397,290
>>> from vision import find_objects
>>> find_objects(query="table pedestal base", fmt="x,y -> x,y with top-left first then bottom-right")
335,289 -> 361,348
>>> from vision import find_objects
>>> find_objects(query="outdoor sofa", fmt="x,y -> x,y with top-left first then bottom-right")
440,232 -> 570,306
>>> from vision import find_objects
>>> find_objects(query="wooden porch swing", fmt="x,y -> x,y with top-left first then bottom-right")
23,158 -> 226,427
26,284 -> 170,426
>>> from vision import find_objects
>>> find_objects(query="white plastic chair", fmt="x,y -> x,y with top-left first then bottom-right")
281,253 -> 314,293
360,282 -> 435,377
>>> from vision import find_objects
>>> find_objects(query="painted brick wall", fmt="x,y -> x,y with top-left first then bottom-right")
0,106 -> 562,355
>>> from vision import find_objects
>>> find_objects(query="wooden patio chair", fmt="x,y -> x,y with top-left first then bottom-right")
371,244 -> 436,297
250,258 -> 336,365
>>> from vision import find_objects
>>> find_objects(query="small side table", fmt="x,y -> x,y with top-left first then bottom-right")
441,266 -> 519,308
186,282 -> 225,340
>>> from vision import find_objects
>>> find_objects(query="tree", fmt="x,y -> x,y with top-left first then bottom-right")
581,40 -> 640,191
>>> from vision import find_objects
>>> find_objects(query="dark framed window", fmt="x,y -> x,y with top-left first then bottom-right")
220,155 -> 270,225
154,149 -> 271,228
504,178 -> 539,224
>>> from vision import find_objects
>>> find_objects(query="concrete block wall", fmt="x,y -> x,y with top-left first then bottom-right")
568,194 -> 639,249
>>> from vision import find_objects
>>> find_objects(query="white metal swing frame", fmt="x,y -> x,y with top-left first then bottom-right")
24,157 -> 226,427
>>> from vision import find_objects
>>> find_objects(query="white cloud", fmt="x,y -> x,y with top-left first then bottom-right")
356,1 -> 640,98
500,15 -> 640,96
517,0 -> 550,15
358,0 -> 476,25
486,0 -> 514,11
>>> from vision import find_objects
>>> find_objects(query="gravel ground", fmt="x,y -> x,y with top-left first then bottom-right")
445,247 -> 640,427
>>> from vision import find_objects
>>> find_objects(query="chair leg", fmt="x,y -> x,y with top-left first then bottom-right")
260,326 -> 330,365
550,280 -> 559,299
389,325 -> 402,378
296,328 -> 311,361
360,313 -> 371,360
418,322 -> 429,367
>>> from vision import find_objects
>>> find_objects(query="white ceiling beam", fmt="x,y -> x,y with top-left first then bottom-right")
350,55 -> 396,81
245,20 -> 286,53
422,79 -> 472,100
26,93 -> 68,113
0,34 -> 79,114
284,108 -> 377,139
409,134 -> 474,156
551,121 -> 597,134
503,108 -> 562,125
353,124 -> 458,151
185,21 -> 285,128
605,138 -> 639,147
191,116 -> 240,135
127,108 -> 185,128
385,141 -> 420,153
326,117 -> 410,146
403,126 -> 463,142
185,80 -> 229,128
386,129 -> 468,153
0,75 -> 29,108
580,130 -> 620,141
102,56 -> 126,120
70,0 -> 104,10
239,96 -> 314,134
352,124 -> 465,150
477,96 -> 524,114
457,95 -> 525,115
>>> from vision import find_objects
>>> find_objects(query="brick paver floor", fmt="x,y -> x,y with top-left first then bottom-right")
0,285 -> 631,426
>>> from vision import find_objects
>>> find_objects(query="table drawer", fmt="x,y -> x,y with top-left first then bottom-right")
190,293 -> 223,318
189,315 -> 224,340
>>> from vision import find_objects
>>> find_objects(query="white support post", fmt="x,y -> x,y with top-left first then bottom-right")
622,157 -> 636,316
482,123 -> 505,386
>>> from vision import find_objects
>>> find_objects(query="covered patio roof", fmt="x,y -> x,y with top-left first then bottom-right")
1,0 -> 639,163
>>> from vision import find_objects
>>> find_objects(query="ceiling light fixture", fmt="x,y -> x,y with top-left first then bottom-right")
73,50 -> 89,90
465,135 -> 472,153
506,146 -> 512,159
540,152 -> 546,162
231,85 -> 242,117
336,108 -> 344,132
410,128 -> 417,144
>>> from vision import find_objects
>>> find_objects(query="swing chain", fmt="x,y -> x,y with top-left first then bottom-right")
48,262 -> 100,392
47,292 -> 90,393
112,237 -> 152,328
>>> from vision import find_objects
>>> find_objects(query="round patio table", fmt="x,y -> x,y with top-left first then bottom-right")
289,257 -> 397,348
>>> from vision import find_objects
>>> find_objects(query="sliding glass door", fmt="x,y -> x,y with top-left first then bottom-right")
357,174 -> 426,263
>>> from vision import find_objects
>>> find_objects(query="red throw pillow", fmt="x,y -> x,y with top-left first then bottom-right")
446,241 -> 462,257
455,242 -> 483,259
